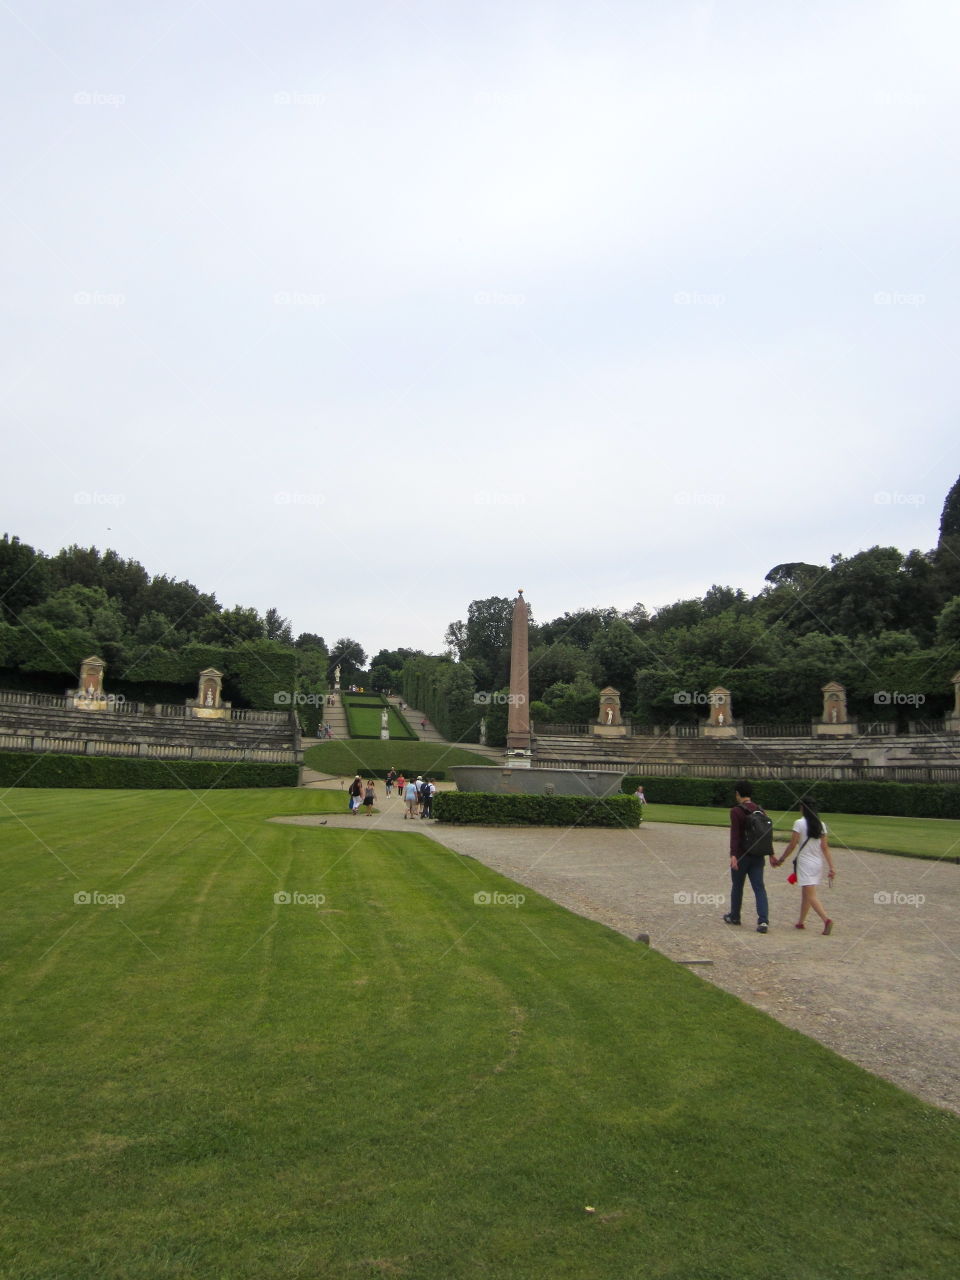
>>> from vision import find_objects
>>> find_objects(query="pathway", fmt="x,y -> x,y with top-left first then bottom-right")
271,795 -> 960,1116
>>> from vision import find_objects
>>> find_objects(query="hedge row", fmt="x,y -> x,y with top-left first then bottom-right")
621,774 -> 960,819
432,792 -> 642,828
0,751 -> 298,790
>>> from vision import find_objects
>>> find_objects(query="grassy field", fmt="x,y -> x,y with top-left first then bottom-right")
304,739 -> 495,776
343,703 -> 415,740
642,802 -> 960,861
2,787 -> 960,1278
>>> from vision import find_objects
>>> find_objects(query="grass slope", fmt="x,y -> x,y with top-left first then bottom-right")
642,802 -> 960,861
304,739 -> 495,776
1,788 -> 959,1278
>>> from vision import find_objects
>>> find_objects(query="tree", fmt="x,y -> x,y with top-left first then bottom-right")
264,607 -> 293,645
443,620 -> 467,659
0,534 -> 49,624
935,595 -> 960,646
329,638 -> 366,684
589,618 -> 643,694
202,606 -> 265,645
650,599 -> 704,632
295,632 -> 326,650
939,474 -> 960,544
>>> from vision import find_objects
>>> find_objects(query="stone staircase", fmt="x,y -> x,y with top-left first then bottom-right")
319,694 -> 349,739
0,697 -> 300,764
531,731 -> 960,782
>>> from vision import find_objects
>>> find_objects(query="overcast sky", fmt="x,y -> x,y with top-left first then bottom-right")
2,1 -> 958,658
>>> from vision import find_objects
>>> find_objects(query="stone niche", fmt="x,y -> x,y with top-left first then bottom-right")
947,671 -> 960,734
188,668 -> 231,720
591,687 -> 627,737
703,686 -> 738,738
70,656 -> 110,710
813,680 -> 856,737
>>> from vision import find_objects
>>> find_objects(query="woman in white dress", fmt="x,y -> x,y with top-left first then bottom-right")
773,797 -> 837,934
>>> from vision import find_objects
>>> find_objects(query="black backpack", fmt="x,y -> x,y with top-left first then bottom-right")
742,805 -> 774,858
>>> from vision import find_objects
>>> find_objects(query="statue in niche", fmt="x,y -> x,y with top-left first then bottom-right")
606,706 -> 614,725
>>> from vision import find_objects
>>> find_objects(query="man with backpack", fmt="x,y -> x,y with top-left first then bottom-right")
724,779 -> 775,933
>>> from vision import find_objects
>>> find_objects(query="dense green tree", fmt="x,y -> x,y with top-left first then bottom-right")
935,595 -> 960,646
0,534 -> 50,624
528,643 -> 594,699
202,606 -> 265,645
264,607 -> 293,645
939,474 -> 960,543
589,618 -> 643,694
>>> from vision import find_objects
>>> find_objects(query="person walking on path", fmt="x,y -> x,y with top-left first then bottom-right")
403,777 -> 419,819
385,768 -> 397,796
396,773 -> 406,802
724,780 -> 774,933
420,778 -> 434,819
773,796 -> 836,934
362,779 -> 376,816
348,774 -> 363,815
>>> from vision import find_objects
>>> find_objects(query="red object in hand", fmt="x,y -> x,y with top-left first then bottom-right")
787,872 -> 798,885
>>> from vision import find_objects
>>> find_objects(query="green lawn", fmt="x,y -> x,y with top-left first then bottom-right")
642,803 -> 960,861
2,788 -> 960,1278
304,738 -> 495,777
343,703 -> 415,739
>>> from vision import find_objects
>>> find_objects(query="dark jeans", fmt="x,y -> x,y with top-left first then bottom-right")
730,855 -> 768,924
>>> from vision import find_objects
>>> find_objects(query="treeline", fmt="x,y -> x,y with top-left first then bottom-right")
0,538 -> 347,712
418,477 -> 960,742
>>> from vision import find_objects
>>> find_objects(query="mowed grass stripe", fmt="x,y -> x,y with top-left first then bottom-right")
0,789 -> 958,1278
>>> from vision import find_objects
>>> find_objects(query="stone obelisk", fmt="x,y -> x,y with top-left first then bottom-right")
506,589 -> 531,765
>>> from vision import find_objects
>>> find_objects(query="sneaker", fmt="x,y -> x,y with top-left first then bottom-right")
757,922 -> 768,934
722,914 -> 741,926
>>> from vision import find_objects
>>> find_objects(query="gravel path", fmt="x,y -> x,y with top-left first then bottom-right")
274,792 -> 960,1115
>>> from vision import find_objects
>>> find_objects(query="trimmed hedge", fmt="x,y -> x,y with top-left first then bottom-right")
621,774 -> 960,820
0,751 -> 298,790
433,792 -> 642,828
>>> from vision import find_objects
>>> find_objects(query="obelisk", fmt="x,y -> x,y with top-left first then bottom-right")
506,589 -> 531,765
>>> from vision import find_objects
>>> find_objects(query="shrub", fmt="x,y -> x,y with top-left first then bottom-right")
433,792 -> 642,827
0,752 -> 298,790
620,774 -> 960,819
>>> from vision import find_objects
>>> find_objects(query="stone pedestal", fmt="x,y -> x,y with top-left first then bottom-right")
69,656 -> 108,710
592,687 -> 627,736
703,686 -> 739,737
703,723 -> 739,739
188,668 -> 231,720
947,671 -> 960,734
813,680 -> 855,736
591,722 -> 629,738
504,749 -> 532,768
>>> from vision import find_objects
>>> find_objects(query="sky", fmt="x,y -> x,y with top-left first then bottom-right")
2,0 -> 958,659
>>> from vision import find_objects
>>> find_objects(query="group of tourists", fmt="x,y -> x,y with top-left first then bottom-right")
725,779 -> 836,934
384,769 -> 435,819
346,770 -> 437,819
